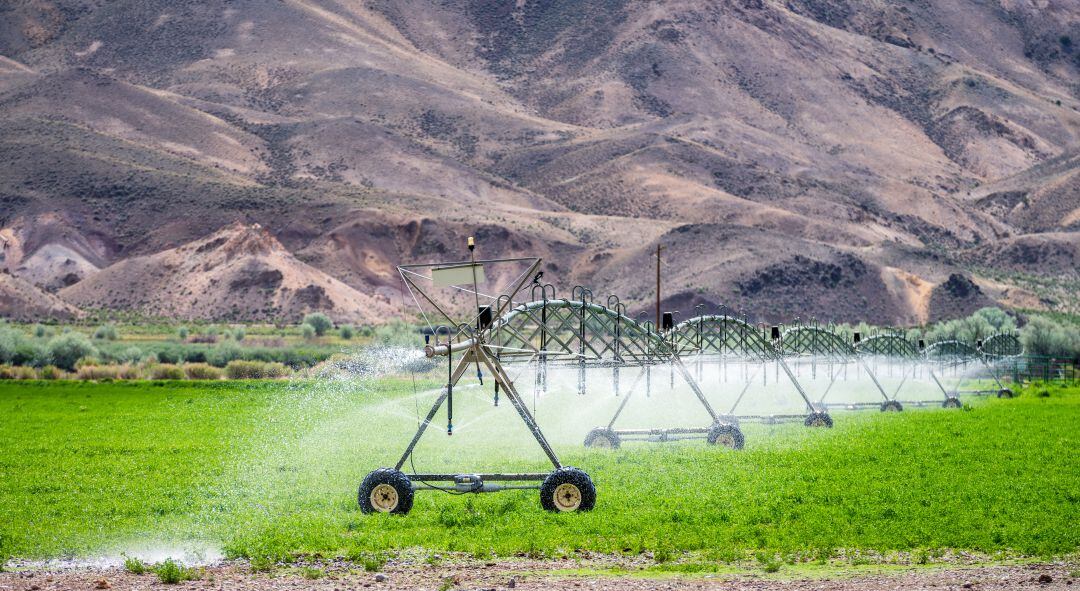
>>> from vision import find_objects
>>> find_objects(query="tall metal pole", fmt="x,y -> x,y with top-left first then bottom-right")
468,236 -> 483,386
655,243 -> 663,329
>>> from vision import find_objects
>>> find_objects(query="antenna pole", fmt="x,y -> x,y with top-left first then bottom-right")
655,243 -> 663,329
468,236 -> 484,387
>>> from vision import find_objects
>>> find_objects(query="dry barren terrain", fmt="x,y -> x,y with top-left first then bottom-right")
1,0 -> 1078,323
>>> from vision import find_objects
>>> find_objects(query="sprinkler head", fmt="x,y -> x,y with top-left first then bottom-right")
467,236 -> 475,251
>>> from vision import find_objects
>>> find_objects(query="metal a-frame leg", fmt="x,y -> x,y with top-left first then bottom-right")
929,368 -> 952,401
605,366 -> 650,430
774,356 -> 816,411
394,353 -> 474,471
395,345 -> 563,472
670,355 -> 720,423
857,358 -> 892,401
474,345 -> 562,469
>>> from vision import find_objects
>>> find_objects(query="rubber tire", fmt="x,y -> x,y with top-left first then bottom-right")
540,467 -> 596,513
804,412 -> 834,428
880,400 -> 903,413
707,423 -> 745,450
583,427 -> 621,449
997,388 -> 1014,399
942,396 -> 962,409
358,468 -> 413,515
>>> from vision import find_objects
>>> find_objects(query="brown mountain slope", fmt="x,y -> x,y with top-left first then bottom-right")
0,0 -> 1078,323
59,223 -> 395,323
0,271 -> 81,321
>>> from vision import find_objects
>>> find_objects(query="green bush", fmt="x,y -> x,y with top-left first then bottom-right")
340,325 -> 355,340
183,363 -> 223,380
33,324 -> 47,338
119,346 -> 144,363
1022,317 -> 1080,360
39,365 -> 63,380
148,364 -> 185,380
300,323 -> 316,340
225,360 -> 290,379
177,326 -> 189,340
233,327 -> 246,342
47,333 -> 98,371
0,326 -> 47,367
303,313 -> 332,336
154,558 -> 198,584
93,324 -> 118,341
206,341 -> 242,367
124,555 -> 148,575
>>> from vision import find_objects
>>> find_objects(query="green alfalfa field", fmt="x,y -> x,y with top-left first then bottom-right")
1,376 -> 1078,568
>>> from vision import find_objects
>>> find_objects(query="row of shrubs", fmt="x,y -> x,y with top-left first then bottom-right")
0,328 -> 337,371
0,360 -> 291,381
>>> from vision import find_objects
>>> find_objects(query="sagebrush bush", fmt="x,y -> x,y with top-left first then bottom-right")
77,365 -> 120,380
148,364 -> 185,380
93,324 -> 118,341
33,324 -> 47,338
340,325 -> 355,340
119,365 -> 144,380
183,363 -> 223,380
47,333 -> 98,371
177,326 -> 189,340
13,366 -> 37,379
75,356 -> 101,369
225,360 -> 290,379
300,324 -> 316,340
119,346 -> 144,363
0,326 -> 46,366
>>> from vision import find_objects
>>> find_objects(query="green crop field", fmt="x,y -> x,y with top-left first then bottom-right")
1,378 -> 1078,567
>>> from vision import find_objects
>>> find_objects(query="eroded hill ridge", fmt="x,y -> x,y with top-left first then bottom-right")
0,0 -> 1077,323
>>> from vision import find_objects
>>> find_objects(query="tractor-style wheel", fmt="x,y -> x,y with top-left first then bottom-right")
997,388 -> 1014,399
359,468 -> 413,515
880,400 -> 903,413
540,467 -> 596,513
707,423 -> 745,450
584,427 -> 621,449
942,396 -> 962,409
804,412 -> 834,428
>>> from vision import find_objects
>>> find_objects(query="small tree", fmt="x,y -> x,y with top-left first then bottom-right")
302,313 -> 332,336
300,323 -> 316,340
93,324 -> 118,341
47,333 -> 98,371
33,324 -> 47,338
178,326 -> 189,340
339,325 -> 355,340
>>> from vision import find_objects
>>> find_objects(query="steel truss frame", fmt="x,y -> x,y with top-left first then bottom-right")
774,324 -> 897,412
391,256 -> 560,493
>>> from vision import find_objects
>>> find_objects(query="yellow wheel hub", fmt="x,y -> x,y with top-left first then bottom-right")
553,483 -> 582,512
370,483 -> 399,512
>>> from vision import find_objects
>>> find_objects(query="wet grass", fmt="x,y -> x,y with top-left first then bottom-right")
0,379 -> 1078,564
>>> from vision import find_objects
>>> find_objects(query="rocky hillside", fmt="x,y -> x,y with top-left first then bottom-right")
0,0 -> 1077,324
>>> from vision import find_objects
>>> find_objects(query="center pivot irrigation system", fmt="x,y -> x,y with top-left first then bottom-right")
359,243 -> 1024,515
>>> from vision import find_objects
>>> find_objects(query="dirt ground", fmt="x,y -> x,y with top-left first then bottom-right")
2,558 -> 1077,591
